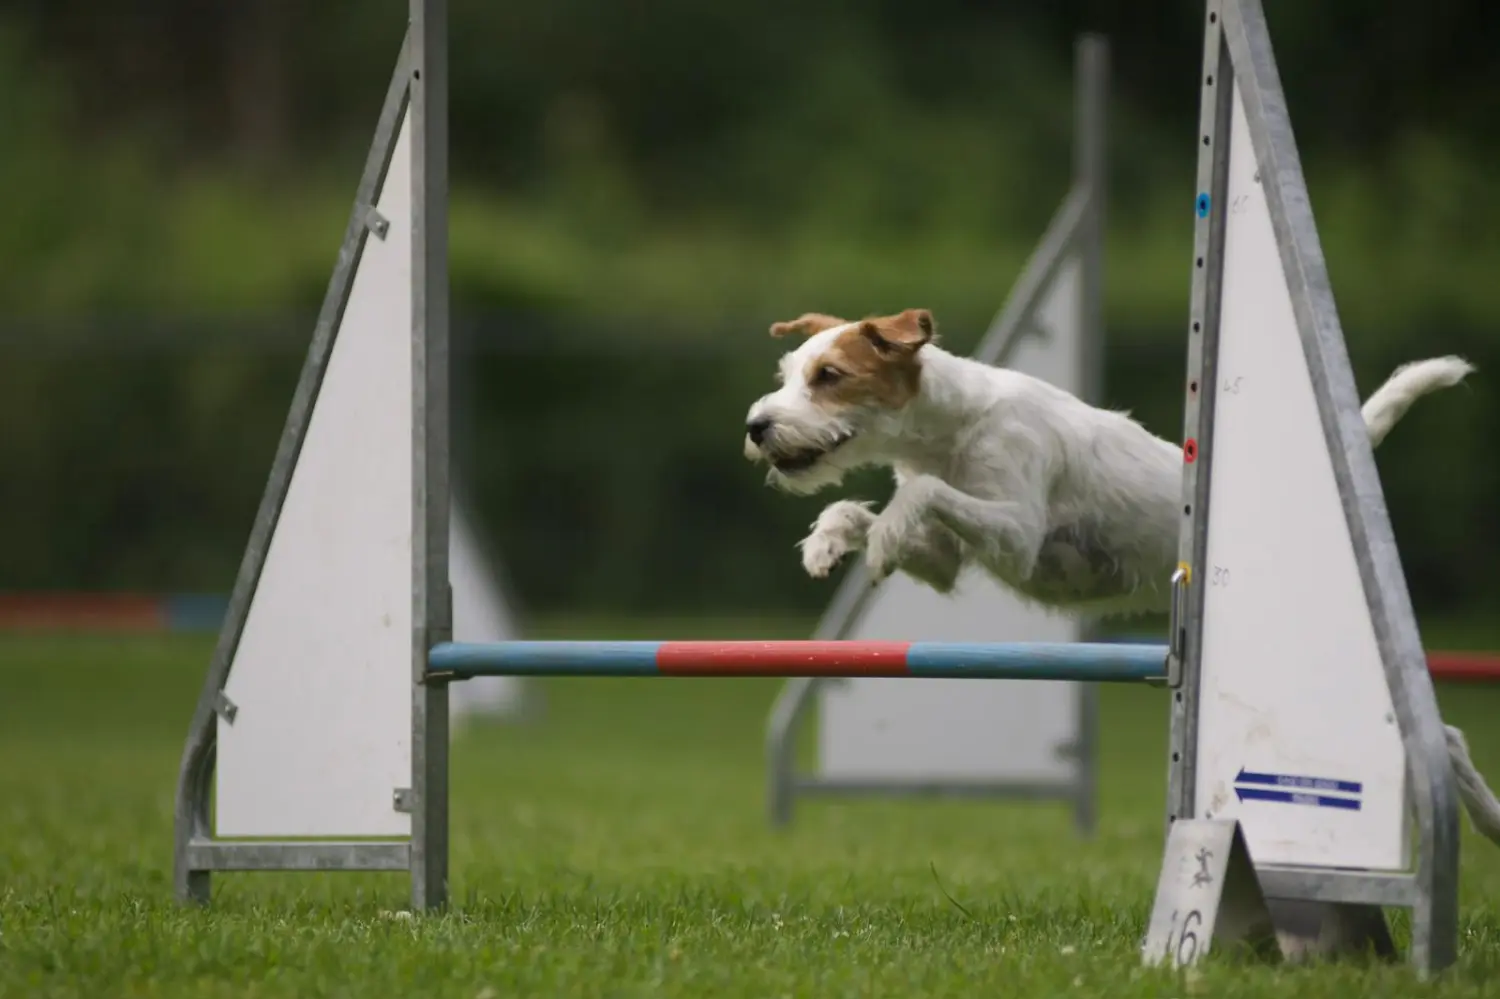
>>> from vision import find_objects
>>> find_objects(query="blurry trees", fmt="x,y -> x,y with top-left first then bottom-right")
0,0 -> 1497,617
8,1 -> 1497,172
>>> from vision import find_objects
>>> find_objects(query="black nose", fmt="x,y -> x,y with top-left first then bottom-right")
746,417 -> 772,445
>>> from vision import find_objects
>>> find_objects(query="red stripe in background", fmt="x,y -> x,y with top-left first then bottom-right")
655,640 -> 912,676
1428,651 -> 1500,682
0,593 -> 167,632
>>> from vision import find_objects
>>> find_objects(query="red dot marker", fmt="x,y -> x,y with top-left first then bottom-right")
1184,439 -> 1198,463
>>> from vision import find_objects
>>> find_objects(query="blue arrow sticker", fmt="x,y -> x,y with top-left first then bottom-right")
1234,768 -> 1362,794
1232,768 -> 1362,811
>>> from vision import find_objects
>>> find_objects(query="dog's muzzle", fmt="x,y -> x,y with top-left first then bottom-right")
744,420 -> 856,473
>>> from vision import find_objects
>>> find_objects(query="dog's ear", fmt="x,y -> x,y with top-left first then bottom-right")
769,313 -> 849,338
859,309 -> 936,355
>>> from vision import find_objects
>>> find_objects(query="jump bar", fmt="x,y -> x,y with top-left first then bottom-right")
428,640 -> 1169,682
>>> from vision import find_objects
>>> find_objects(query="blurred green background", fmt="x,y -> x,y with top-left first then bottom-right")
0,0 -> 1495,623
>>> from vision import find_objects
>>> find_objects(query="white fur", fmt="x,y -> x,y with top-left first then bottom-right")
1448,725 -> 1500,844
1363,355 -> 1476,447
744,328 -> 1499,843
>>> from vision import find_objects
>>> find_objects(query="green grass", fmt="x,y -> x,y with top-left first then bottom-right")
3,621 -> 1500,997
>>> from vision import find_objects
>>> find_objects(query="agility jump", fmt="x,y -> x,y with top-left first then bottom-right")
175,0 -> 1493,978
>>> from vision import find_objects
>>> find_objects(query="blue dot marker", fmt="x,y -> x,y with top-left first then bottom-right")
1196,193 -> 1211,218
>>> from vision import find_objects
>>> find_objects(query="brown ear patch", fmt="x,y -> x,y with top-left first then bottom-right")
803,308 -> 935,410
858,308 -> 935,354
769,312 -> 850,338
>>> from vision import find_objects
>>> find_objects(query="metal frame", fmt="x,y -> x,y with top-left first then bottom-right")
764,34 -> 1110,833
173,0 -> 453,911
1167,0 -> 1459,975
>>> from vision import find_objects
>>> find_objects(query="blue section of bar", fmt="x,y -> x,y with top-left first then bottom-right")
430,640 -> 663,676
906,641 -> 1167,682
165,594 -> 229,632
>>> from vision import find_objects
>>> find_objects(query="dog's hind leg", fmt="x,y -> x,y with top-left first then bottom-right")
867,474 -> 1046,588
887,522 -> 964,593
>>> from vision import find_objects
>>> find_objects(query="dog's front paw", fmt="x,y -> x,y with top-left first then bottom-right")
801,531 -> 852,579
798,500 -> 875,579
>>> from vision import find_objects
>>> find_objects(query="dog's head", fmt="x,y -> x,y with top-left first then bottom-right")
743,308 -> 935,494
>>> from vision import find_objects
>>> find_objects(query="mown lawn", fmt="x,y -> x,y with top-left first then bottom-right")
2,618 -> 1500,997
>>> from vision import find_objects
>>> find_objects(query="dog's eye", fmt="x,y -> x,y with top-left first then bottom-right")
811,366 -> 844,387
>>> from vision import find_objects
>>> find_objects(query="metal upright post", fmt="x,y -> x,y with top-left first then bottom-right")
1167,0 -> 1233,835
410,0 -> 452,912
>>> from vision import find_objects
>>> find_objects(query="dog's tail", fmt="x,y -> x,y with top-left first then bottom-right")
1362,355 -> 1474,447
1447,726 -> 1500,846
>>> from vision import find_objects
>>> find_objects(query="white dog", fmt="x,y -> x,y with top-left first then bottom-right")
743,306 -> 1500,843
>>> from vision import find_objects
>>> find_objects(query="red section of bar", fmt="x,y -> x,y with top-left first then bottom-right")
0,592 -> 166,632
1428,651 -> 1500,683
655,640 -> 912,676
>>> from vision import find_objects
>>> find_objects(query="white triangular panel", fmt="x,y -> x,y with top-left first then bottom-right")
1191,79 -> 1407,869
449,498 -> 525,719
816,258 -> 1087,783
215,112 -> 415,838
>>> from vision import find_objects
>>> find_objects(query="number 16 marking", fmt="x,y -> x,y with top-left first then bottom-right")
1163,908 -> 1204,965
